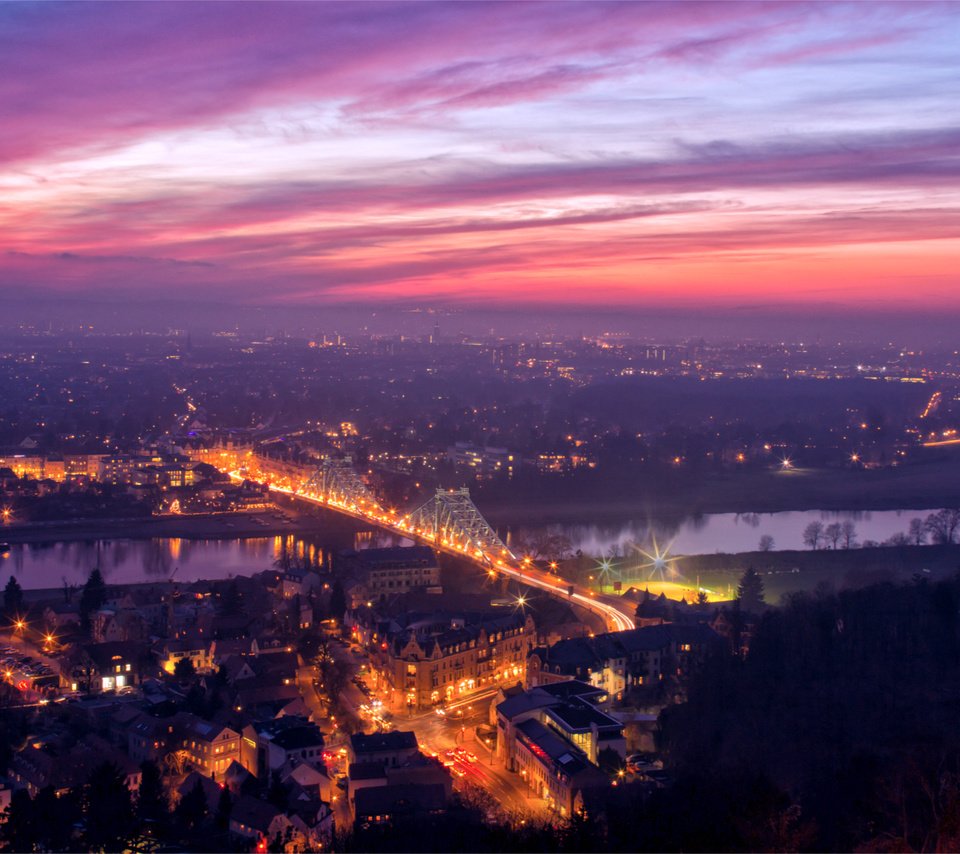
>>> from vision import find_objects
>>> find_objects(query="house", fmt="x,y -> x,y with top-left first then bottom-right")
229,795 -> 292,844
283,761 -> 333,802
126,711 -> 174,764
348,731 -> 419,767
353,783 -> 447,830
527,623 -> 723,696
241,716 -> 325,778
157,635 -> 214,675
174,713 -> 241,779
341,546 -> 442,606
61,641 -> 149,693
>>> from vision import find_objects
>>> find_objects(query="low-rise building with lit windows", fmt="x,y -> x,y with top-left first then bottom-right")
355,607 -> 535,710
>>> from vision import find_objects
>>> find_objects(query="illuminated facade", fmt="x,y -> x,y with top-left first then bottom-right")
362,611 -> 535,710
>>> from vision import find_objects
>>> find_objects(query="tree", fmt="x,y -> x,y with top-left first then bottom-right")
174,657 -> 197,680
925,509 -> 960,545
841,520 -> 858,549
758,535 -> 775,552
824,522 -> 843,549
802,521 -> 825,550
83,761 -> 135,852
886,532 -> 911,547
79,567 -> 107,634
33,784 -> 78,851
217,579 -> 242,617
909,517 -> 927,546
2,788 -> 35,852
329,579 -> 347,622
174,778 -> 208,832
3,575 -> 24,618
737,567 -> 765,613
267,770 -> 289,810
696,590 -> 709,609
214,786 -> 232,831
137,759 -> 168,826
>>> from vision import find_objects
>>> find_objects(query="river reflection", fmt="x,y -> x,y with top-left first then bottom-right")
0,527 -> 408,590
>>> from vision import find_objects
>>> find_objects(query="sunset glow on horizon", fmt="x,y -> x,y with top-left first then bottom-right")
2,1 -> 958,312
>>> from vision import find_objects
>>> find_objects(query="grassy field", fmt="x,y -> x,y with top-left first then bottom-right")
656,543 -> 960,604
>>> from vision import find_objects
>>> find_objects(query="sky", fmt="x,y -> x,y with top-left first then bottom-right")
1,1 -> 958,318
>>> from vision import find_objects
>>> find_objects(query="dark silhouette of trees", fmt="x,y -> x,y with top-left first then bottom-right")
802,520 -> 825,549
3,576 -> 23,619
214,786 -> 232,831
174,657 -> 197,680
137,760 -> 168,827
925,509 -> 960,544
174,778 -> 208,833
840,519 -> 857,548
329,579 -> 347,622
79,567 -> 107,634
824,522 -> 843,549
82,761 -> 135,851
217,579 -> 242,617
758,534 -> 775,552
737,567 -> 765,613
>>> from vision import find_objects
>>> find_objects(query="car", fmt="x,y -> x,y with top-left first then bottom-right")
452,767 -> 467,778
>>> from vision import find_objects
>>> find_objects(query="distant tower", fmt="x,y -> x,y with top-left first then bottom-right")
431,318 -> 440,345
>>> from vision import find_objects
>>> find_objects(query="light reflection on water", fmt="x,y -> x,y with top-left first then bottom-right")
0,525 -> 416,590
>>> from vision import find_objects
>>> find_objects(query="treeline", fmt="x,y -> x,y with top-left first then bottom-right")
331,576 -> 960,853
652,575 -> 960,851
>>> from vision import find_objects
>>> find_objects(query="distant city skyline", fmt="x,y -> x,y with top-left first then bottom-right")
2,1 -> 958,315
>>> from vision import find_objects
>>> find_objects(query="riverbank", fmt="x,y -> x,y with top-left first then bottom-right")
0,507 -> 317,545
479,451 -> 960,525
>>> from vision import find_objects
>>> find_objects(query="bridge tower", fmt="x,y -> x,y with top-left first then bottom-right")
406,488 -> 514,564
300,459 -> 381,513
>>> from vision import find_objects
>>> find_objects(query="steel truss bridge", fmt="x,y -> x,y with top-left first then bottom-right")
244,458 -> 634,631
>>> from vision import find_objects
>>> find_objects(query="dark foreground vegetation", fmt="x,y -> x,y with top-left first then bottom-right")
345,575 -> 960,852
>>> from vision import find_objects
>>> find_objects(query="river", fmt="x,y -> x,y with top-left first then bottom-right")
0,507 -> 945,591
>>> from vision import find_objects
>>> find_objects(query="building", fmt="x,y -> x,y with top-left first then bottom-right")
527,622 -> 723,697
61,641 -> 148,693
348,731 -> 419,767
353,783 -> 448,831
513,718 -> 608,817
494,680 -> 620,817
241,717 -> 325,778
357,608 -> 535,710
341,546 -> 441,606
174,713 -> 241,780
446,442 -> 516,478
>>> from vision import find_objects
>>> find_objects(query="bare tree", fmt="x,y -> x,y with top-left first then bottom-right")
803,520 -> 825,550
925,509 -> 960,544
758,534 -> 775,552
840,520 -> 858,549
908,517 -> 926,546
886,532 -> 910,546
824,522 -> 843,549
